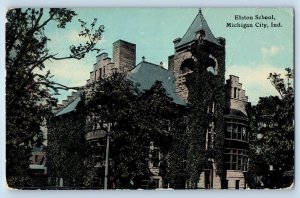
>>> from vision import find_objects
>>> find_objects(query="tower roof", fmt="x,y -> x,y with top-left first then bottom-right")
175,8 -> 220,49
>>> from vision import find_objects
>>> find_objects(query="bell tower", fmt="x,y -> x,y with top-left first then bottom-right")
168,8 -> 227,189
168,8 -> 226,102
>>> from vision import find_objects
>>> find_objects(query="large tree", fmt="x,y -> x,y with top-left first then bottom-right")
6,8 -> 103,187
247,68 -> 294,188
87,72 -> 180,189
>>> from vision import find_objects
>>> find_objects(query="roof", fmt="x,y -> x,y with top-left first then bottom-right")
55,61 -> 186,117
55,96 -> 81,116
128,61 -> 186,105
175,9 -> 220,49
224,108 -> 247,118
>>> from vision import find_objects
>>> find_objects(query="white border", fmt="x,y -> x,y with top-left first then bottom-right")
1,1 -> 299,198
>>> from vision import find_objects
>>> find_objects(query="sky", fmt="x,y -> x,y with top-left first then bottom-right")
42,8 -> 294,105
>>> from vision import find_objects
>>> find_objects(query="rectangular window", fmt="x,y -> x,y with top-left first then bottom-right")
242,127 -> 246,140
233,87 -> 237,98
232,125 -> 238,139
99,68 -> 102,79
230,155 -> 237,170
227,124 -> 232,132
238,155 -> 242,170
237,125 -> 242,140
225,124 -> 231,138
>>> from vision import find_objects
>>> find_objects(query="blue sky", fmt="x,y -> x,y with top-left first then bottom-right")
43,8 -> 294,104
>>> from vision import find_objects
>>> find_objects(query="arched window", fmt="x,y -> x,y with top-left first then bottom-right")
180,58 -> 194,74
206,55 -> 218,75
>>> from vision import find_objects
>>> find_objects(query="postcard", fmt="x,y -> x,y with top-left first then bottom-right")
6,8 -> 294,190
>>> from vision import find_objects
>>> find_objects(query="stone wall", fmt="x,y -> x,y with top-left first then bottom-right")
168,55 -> 174,72
227,170 -> 246,189
172,49 -> 193,102
225,75 -> 249,115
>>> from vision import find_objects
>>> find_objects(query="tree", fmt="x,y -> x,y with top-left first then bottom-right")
87,73 -> 180,188
6,8 -> 104,187
247,68 -> 294,188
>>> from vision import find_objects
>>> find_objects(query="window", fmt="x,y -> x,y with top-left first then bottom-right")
233,87 -> 237,98
99,68 -> 102,79
226,122 -> 248,142
180,58 -> 194,74
225,149 -> 248,171
226,124 -> 232,138
232,125 -> 238,139
242,127 -> 247,141
237,126 -> 242,140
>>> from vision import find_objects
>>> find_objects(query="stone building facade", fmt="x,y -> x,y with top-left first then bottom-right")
223,75 -> 249,189
53,9 -> 250,189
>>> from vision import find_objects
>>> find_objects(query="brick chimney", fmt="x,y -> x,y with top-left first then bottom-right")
113,40 -> 136,73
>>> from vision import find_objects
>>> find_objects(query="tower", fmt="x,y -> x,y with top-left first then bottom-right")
169,8 -> 226,102
169,8 -> 227,189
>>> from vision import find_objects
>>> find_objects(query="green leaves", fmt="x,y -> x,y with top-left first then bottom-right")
247,68 -> 294,188
87,72 -> 180,188
47,99 -> 87,187
6,8 -> 104,187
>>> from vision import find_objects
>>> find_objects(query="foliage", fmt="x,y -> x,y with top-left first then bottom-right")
247,68 -> 294,188
6,8 -> 103,187
87,72 -> 180,188
47,96 -> 87,187
185,42 -> 225,188
165,116 -> 189,189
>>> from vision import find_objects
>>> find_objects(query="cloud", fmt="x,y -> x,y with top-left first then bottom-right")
48,30 -> 106,51
67,30 -> 87,43
261,46 -> 283,57
226,63 -> 286,104
44,59 -> 92,87
67,31 -> 106,45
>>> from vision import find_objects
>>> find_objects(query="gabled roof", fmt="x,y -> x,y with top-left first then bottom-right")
55,96 -> 81,116
175,9 -> 220,49
128,61 -> 186,106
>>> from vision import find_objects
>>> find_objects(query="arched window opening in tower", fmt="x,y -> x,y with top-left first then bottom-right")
206,54 -> 218,75
180,58 -> 194,74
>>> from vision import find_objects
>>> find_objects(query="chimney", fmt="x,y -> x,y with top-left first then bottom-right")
113,40 -> 136,73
